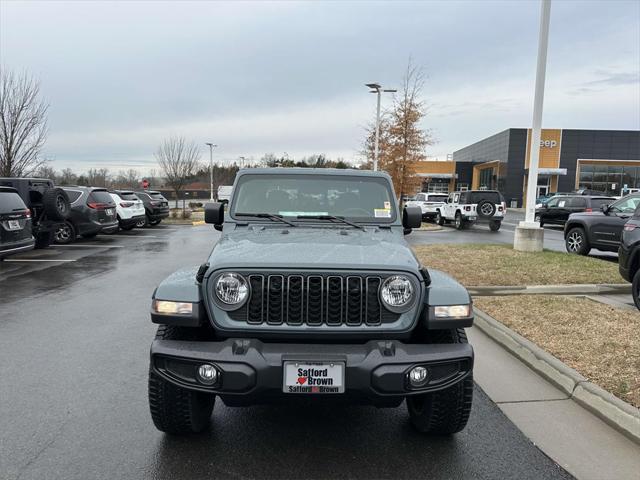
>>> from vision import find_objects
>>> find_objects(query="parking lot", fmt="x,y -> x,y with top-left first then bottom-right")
0,224 -> 576,480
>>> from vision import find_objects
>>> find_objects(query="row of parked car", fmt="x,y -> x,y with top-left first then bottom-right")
0,177 -> 170,258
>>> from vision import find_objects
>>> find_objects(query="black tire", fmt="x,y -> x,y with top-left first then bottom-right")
565,227 -> 590,255
454,212 -> 465,230
489,220 -> 501,232
435,210 -> 445,226
149,325 -> 215,435
42,188 -> 71,221
54,221 -> 76,244
82,232 -> 99,239
476,199 -> 496,219
631,269 -> 640,311
407,328 -> 473,435
34,230 -> 54,249
136,216 -> 149,228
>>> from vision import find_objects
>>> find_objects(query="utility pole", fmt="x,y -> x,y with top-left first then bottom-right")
515,0 -> 551,252
205,142 -> 217,202
366,83 -> 396,171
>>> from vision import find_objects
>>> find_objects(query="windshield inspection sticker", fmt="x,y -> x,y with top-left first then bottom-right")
374,208 -> 391,218
384,201 -> 391,209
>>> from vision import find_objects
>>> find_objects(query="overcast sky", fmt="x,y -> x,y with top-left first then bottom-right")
1,0 -> 639,174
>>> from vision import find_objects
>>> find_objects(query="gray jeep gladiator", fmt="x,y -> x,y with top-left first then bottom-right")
148,168 -> 474,435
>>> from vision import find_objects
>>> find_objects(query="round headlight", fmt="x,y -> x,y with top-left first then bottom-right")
380,275 -> 414,311
215,273 -> 249,306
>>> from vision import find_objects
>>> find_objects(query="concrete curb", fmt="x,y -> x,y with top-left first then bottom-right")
469,283 -> 631,296
473,307 -> 640,444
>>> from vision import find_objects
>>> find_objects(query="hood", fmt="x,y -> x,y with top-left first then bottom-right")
207,226 -> 420,272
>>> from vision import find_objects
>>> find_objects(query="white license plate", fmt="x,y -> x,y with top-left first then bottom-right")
7,220 -> 21,230
106,208 -> 115,216
283,361 -> 345,394
468,216 -> 477,221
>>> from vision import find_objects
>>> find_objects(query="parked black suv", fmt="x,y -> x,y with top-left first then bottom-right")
135,190 -> 170,226
535,195 -> 615,227
0,187 -> 35,258
53,187 -> 118,244
617,204 -> 640,309
564,194 -> 640,255
0,177 -> 71,248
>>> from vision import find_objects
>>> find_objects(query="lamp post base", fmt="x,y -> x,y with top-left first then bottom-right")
514,222 -> 544,252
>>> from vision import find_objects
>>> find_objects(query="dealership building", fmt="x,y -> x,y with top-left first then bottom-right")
412,129 -> 640,207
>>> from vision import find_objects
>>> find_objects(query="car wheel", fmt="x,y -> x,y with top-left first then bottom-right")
631,269 -> 640,311
489,220 -> 501,232
476,199 -> 496,219
136,216 -> 149,228
455,212 -> 464,230
407,328 -> 473,435
42,188 -> 71,221
148,325 -> 215,434
54,221 -> 76,244
436,211 -> 445,226
34,231 -> 54,249
565,227 -> 590,255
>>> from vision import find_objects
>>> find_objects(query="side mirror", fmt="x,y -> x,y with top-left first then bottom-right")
403,205 -> 422,234
205,202 -> 225,225
600,204 -> 610,214
543,203 -> 549,209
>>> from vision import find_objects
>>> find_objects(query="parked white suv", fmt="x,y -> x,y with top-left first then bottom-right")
110,191 -> 146,231
405,192 -> 449,221
436,190 -> 506,231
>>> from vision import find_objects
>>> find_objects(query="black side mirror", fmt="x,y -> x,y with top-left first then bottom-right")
543,203 -> 549,209
205,202 -> 225,225
403,206 -> 422,234
600,204 -> 610,214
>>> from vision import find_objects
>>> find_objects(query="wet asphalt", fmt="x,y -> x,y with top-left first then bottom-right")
0,225 -> 574,480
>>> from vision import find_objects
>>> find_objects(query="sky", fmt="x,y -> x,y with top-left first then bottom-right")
1,0 -> 639,175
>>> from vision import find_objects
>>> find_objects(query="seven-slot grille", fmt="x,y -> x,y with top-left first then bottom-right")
233,273 -> 394,326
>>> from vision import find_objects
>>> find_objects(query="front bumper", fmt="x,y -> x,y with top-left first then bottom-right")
150,338 -> 473,406
0,237 -> 35,258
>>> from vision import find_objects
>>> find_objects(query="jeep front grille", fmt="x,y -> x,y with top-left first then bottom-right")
230,273 -> 397,326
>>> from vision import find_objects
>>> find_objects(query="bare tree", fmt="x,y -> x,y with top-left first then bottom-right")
86,168 -> 110,187
0,70 -> 49,176
59,168 -> 78,185
155,136 -> 201,199
36,164 -> 57,181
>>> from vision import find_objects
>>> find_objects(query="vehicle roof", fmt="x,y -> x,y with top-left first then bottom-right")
112,190 -> 135,194
453,190 -> 501,194
236,167 -> 391,179
0,186 -> 19,194
136,190 -> 162,194
62,186 -> 108,191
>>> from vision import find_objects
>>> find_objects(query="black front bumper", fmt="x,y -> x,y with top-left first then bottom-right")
150,339 -> 473,406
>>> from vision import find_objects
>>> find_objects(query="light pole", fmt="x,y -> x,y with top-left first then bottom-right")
239,156 -> 246,168
205,142 -> 218,202
366,83 -> 397,171
515,0 -> 551,252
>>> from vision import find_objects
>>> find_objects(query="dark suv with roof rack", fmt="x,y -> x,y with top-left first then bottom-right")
147,168 -> 474,437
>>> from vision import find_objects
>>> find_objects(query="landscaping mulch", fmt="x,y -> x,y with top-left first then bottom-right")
474,295 -> 640,408
413,244 -> 624,286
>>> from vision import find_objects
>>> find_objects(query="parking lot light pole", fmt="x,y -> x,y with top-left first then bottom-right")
205,143 -> 218,202
515,0 -> 551,252
366,83 -> 396,171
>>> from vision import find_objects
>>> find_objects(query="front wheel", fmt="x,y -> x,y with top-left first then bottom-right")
455,212 -> 465,230
565,227 -> 590,255
631,269 -> 640,311
407,328 -> 473,435
148,326 -> 215,434
54,221 -> 76,244
489,220 -> 501,232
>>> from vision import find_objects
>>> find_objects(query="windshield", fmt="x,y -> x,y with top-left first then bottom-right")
231,174 -> 396,222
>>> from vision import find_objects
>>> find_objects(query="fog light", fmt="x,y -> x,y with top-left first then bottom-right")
409,366 -> 429,387
197,364 -> 218,385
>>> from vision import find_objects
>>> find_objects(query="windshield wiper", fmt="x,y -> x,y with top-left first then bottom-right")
296,214 -> 365,231
235,212 -> 297,227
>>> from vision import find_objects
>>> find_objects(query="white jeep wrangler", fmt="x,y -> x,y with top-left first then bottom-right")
436,190 -> 506,231
405,193 -> 449,221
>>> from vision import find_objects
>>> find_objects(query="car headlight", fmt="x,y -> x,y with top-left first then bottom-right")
152,300 -> 194,315
215,272 -> 249,307
380,275 -> 415,312
434,305 -> 471,318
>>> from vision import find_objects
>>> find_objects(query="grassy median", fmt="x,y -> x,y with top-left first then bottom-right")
474,295 -> 640,408
413,244 -> 624,286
